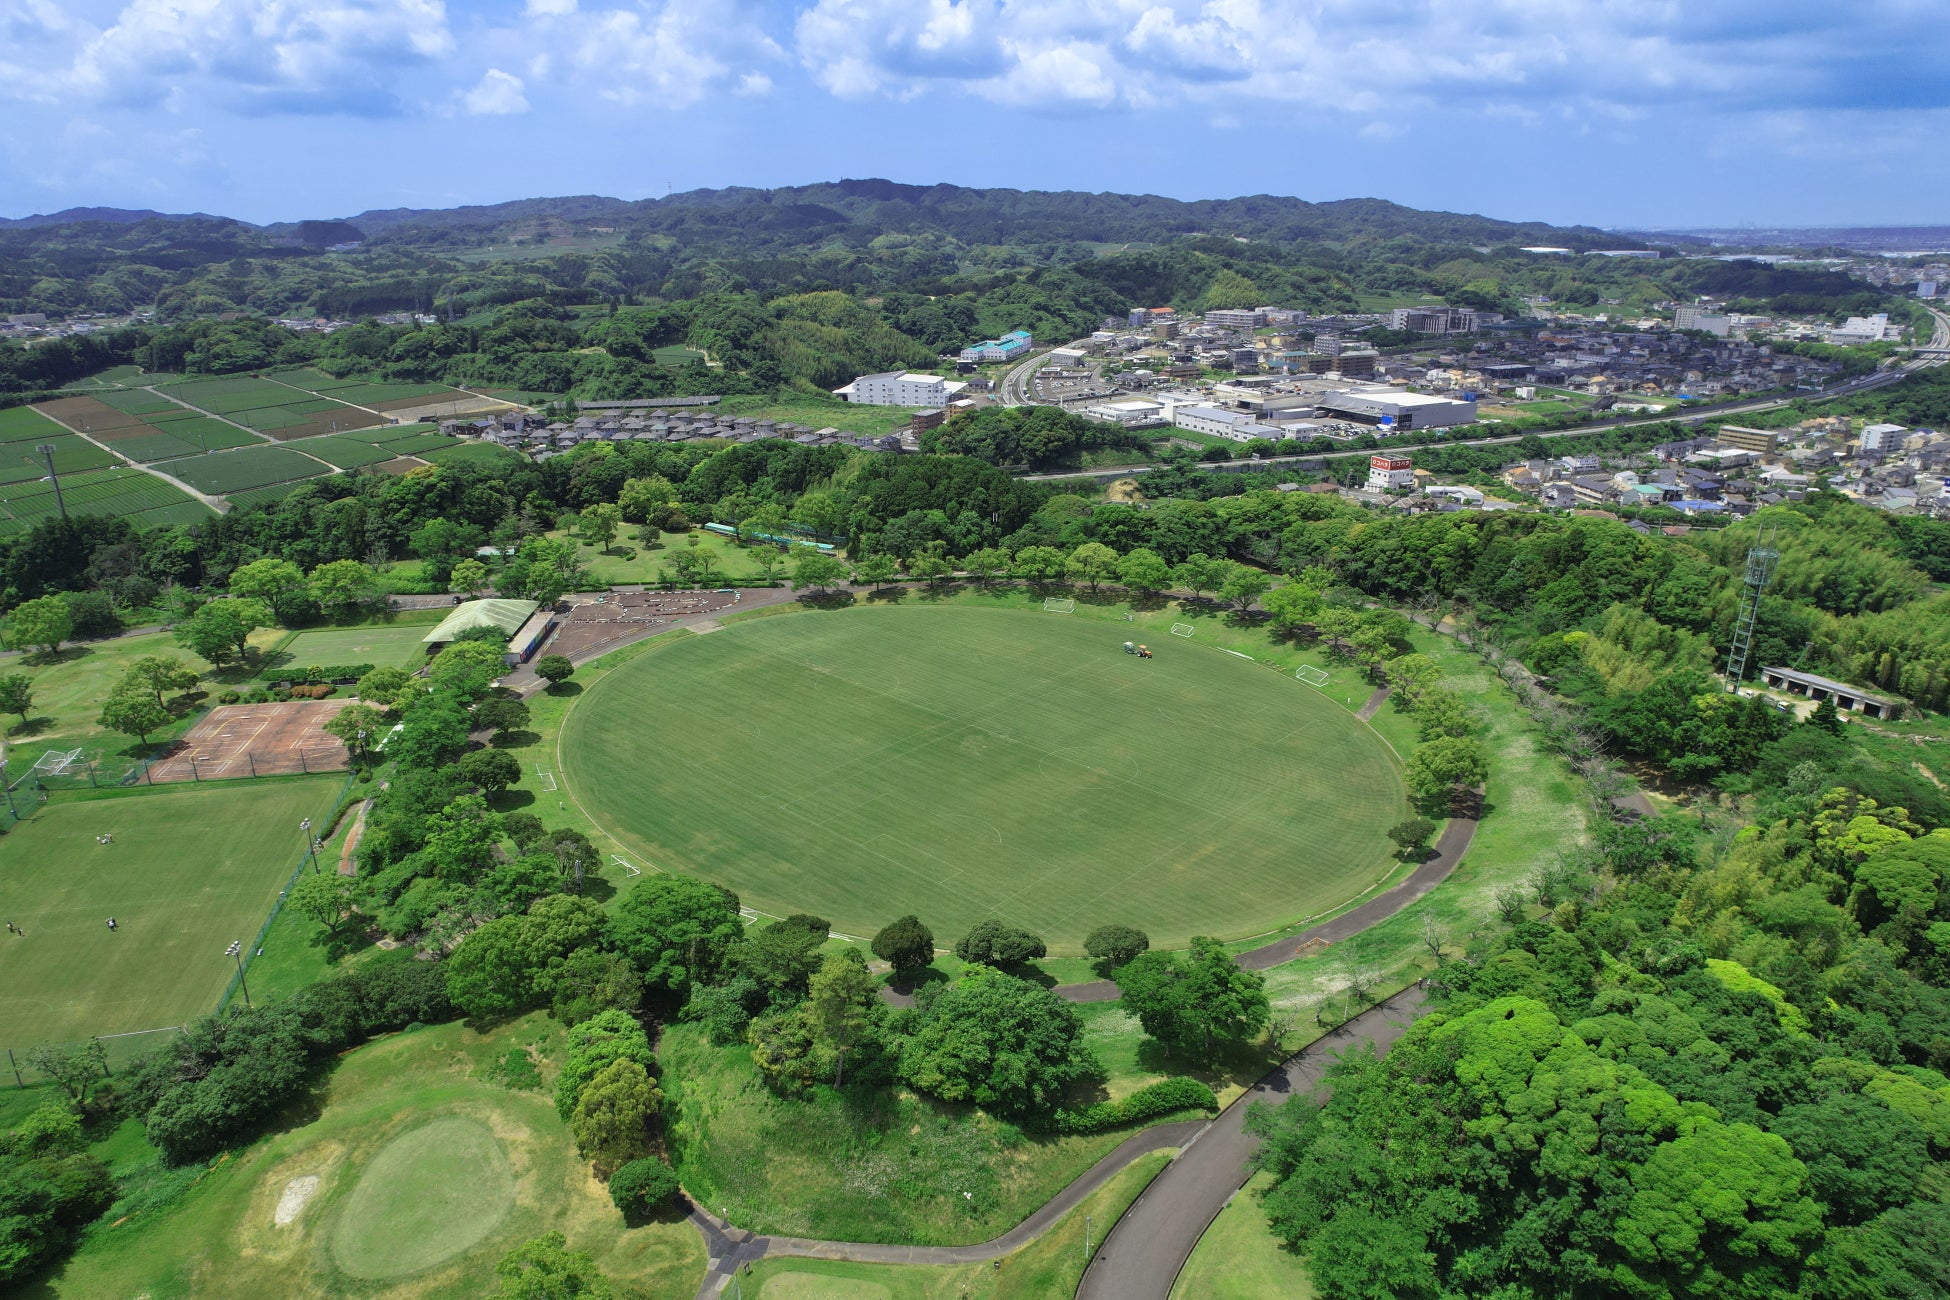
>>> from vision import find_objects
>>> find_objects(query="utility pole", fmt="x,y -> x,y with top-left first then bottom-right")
226,940 -> 252,1008
302,818 -> 319,873
35,445 -> 66,519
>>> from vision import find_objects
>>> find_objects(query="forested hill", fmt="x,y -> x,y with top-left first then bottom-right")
326,180 -> 1632,252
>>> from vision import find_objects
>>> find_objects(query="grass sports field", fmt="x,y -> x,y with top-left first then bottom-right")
0,776 -> 345,1050
275,623 -> 432,669
560,605 -> 1406,952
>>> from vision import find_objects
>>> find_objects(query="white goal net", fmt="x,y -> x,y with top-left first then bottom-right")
1043,596 -> 1075,613
611,854 -> 642,877
1296,665 -> 1330,687
31,747 -> 85,776
1170,623 -> 1195,638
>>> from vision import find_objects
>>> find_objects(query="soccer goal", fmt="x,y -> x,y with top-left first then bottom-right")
31,747 -> 84,777
1296,665 -> 1330,687
611,854 -> 642,877
534,766 -> 558,792
1170,623 -> 1195,638
1043,596 -> 1076,613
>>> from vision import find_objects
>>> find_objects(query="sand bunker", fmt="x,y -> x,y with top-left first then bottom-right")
275,1175 -> 321,1227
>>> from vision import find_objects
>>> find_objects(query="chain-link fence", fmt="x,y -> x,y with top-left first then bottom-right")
1,1025 -> 184,1090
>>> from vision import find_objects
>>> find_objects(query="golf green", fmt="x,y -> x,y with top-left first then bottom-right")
560,606 -> 1407,952
331,1116 -> 516,1279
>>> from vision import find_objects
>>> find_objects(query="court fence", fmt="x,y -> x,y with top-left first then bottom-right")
5,744 -> 349,798
1,1025 -> 184,1090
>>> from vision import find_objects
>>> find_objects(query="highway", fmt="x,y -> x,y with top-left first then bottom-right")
1020,320 -> 1949,484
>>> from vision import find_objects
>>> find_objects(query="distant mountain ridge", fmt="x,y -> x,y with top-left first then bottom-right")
0,206 -> 225,228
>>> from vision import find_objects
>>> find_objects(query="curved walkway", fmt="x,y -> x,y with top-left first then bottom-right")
688,1120 -> 1207,1297
1078,990 -> 1425,1300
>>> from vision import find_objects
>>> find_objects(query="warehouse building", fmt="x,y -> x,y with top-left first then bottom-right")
1316,390 -> 1477,430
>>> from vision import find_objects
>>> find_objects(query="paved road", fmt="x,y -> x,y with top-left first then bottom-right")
1077,989 -> 1426,1300
689,1120 -> 1209,1297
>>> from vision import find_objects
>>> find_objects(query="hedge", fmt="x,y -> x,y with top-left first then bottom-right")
1047,1077 -> 1218,1134
258,662 -> 374,684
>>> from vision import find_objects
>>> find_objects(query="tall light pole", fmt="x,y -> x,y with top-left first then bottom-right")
35,445 -> 66,520
301,818 -> 319,874
226,940 -> 252,1008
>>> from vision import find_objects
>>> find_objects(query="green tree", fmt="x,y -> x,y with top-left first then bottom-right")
907,550 -> 953,589
288,870 -> 356,940
1809,694 -> 1844,735
172,597 -> 268,666
569,1058 -> 662,1177
1260,582 -> 1323,633
579,502 -> 623,554
899,966 -> 1098,1115
1383,653 -> 1442,708
535,654 -> 575,687
229,557 -> 308,622
735,914 -> 831,1006
473,697 -> 531,737
120,655 -> 199,707
492,1231 -> 615,1300
448,558 -> 490,598
607,874 -> 743,997
23,1040 -> 109,1108
1065,542 -> 1120,593
307,560 -> 378,615
429,640 -> 504,699
1402,735 -> 1488,809
445,915 -> 542,1019
1387,816 -> 1438,858
852,552 -> 899,591
1083,924 -> 1150,976
3,595 -> 72,656
1117,547 -> 1172,594
962,547 -> 1011,586
355,664 -> 415,711
1012,545 -> 1067,584
608,1157 -> 681,1221
954,920 -> 1047,970
554,1009 -> 658,1120
871,914 -> 935,983
617,474 -> 679,527
458,748 -> 522,796
793,552 -> 850,594
1172,553 -> 1228,600
1114,937 -> 1268,1057
0,671 -> 35,723
806,948 -> 880,1086
1217,565 -> 1272,614
98,688 -> 170,744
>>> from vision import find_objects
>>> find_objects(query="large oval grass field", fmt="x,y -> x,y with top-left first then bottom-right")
560,605 -> 1408,951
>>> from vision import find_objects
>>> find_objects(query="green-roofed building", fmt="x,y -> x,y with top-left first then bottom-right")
422,598 -> 541,657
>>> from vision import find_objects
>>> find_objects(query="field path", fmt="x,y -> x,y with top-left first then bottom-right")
1354,684 -> 1390,721
336,797 -> 373,875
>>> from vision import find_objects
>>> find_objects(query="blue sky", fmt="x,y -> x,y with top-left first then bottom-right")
2,0 -> 1945,229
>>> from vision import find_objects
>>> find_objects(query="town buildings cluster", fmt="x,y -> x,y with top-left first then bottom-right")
442,403 -> 912,456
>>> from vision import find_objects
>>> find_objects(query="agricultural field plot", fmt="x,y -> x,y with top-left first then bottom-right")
90,388 -> 182,417
561,605 -> 1407,952
0,466 -> 209,527
383,432 -> 469,456
0,403 -> 72,445
36,393 -> 263,462
159,375 -> 383,441
223,483 -> 307,509
0,776 -> 346,1048
418,440 -> 521,466
282,434 -> 400,469
19,396 -> 135,438
162,444 -> 333,495
268,368 -> 462,409
0,432 -> 114,483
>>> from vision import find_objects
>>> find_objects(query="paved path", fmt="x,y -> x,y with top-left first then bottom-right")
1354,684 -> 1390,721
689,1120 -> 1208,1297
336,797 -> 372,875
1078,990 -> 1425,1300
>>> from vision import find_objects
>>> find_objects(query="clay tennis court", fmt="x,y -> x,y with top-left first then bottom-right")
146,700 -> 353,783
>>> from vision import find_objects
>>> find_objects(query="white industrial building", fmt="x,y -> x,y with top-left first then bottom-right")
1314,389 -> 1477,430
1368,455 -> 1417,492
1044,347 -> 1090,370
1673,306 -> 1733,336
1084,399 -> 1169,427
1171,403 -> 1266,442
833,372 -> 968,406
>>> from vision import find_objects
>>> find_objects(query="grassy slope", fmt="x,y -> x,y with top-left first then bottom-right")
1168,1172 -> 1314,1300
27,1015 -> 704,1300
662,1022 -> 1149,1245
0,775 -> 348,1049
741,1151 -> 1171,1298
559,603 -> 1407,952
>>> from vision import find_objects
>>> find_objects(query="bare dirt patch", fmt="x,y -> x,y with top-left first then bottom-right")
274,1175 -> 321,1227
147,699 -> 352,783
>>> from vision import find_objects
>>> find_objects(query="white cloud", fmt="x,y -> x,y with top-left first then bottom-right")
549,0 -> 784,109
4,0 -> 457,115
524,0 -> 576,14
460,67 -> 529,115
734,71 -> 773,96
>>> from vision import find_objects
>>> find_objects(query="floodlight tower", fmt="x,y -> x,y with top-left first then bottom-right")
35,445 -> 67,520
225,940 -> 252,1008
1723,523 -> 1780,690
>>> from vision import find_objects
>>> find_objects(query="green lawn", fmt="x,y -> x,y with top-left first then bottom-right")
742,1151 -> 1171,1298
273,623 -> 433,670
0,776 -> 347,1051
29,1014 -> 704,1299
1,631 -> 234,757
559,604 -> 1407,952
552,527 -> 787,587
1169,1172 -> 1314,1300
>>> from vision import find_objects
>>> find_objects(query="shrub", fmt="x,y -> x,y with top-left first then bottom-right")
258,662 -> 374,684
1050,1077 -> 1218,1134
608,1156 -> 681,1218
218,690 -> 241,704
